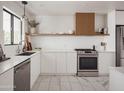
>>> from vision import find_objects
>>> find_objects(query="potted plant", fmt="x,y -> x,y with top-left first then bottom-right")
28,20 -> 39,34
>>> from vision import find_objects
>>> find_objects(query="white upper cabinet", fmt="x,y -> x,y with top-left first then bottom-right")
116,11 -> 124,25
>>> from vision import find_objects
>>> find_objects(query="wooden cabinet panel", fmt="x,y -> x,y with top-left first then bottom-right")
76,13 -> 95,35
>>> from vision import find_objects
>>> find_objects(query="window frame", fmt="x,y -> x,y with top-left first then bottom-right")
3,8 -> 22,46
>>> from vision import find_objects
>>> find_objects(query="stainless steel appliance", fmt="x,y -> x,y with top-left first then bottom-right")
14,59 -> 30,91
75,49 -> 98,76
116,25 -> 124,66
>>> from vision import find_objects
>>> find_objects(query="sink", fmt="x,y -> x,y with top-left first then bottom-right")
17,52 -> 35,56
0,57 -> 11,63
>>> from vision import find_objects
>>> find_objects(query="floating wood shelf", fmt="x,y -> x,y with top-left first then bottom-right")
30,33 -> 75,36
30,33 -> 110,36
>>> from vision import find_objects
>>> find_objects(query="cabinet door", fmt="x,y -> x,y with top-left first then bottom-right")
120,59 -> 124,66
67,52 -> 77,74
41,52 -> 56,74
31,52 -> 40,88
98,52 -> 115,75
56,52 -> 67,73
116,11 -> 124,25
0,68 -> 13,91
76,13 -> 95,35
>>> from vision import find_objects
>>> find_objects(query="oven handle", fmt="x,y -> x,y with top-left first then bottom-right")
77,55 -> 98,57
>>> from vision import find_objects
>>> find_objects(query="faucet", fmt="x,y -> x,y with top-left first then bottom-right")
16,40 -> 25,54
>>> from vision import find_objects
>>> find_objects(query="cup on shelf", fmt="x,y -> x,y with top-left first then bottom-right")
68,30 -> 73,34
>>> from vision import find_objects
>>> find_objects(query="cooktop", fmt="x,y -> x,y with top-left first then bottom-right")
75,49 -> 96,51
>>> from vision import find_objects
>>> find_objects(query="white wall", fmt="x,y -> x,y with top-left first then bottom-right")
31,36 -> 104,50
0,2 -> 3,46
95,14 -> 107,32
31,15 -> 107,51
116,11 -> 124,25
104,10 -> 116,51
36,16 -> 75,34
0,1 -> 35,57
36,14 -> 107,34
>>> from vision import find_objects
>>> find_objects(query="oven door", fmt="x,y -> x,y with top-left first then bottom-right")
77,55 -> 98,71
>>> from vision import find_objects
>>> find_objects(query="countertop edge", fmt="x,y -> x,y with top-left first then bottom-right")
0,50 -> 41,76
110,67 -> 124,74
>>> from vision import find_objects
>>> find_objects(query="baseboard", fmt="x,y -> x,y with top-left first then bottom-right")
98,73 -> 109,77
40,73 -> 76,76
40,73 -> 109,77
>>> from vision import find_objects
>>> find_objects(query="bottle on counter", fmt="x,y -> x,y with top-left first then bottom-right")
93,45 -> 96,51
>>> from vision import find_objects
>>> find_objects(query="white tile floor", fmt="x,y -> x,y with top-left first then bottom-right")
32,75 -> 109,91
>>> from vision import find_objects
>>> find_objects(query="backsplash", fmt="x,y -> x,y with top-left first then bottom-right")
4,45 -> 18,57
31,36 -> 105,51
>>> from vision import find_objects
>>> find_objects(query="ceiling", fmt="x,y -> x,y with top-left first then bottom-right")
17,1 -> 124,16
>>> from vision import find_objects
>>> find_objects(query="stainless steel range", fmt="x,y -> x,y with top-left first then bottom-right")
75,49 -> 98,77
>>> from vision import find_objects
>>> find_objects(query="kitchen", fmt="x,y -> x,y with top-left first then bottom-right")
0,0 -> 123,91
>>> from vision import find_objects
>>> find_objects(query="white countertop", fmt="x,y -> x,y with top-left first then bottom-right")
0,50 -> 40,75
0,49 -> 115,75
41,49 -> 76,52
110,67 -> 124,74
41,49 -> 115,53
98,51 -> 115,53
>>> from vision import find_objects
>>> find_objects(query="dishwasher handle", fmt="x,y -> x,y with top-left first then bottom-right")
14,59 -> 30,72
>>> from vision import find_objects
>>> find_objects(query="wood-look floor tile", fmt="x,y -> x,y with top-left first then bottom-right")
49,76 -> 60,91
39,76 -> 51,91
32,75 -> 109,91
60,82 -> 71,91
38,82 -> 50,91
77,77 -> 96,91
31,76 -> 42,91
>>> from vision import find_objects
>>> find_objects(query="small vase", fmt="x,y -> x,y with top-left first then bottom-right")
30,27 -> 36,34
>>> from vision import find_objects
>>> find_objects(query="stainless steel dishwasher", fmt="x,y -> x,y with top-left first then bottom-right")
14,59 -> 30,91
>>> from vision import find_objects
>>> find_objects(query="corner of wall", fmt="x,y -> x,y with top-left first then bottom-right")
104,10 -> 116,52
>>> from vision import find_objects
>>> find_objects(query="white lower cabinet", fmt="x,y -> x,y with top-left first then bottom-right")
56,52 -> 67,73
0,68 -> 14,91
67,52 -> 77,74
41,52 -> 56,74
30,52 -> 41,89
0,52 -> 41,91
41,51 -> 77,75
98,52 -> 115,75
109,67 -> 124,91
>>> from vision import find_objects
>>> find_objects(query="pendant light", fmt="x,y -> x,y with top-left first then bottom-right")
22,1 -> 29,21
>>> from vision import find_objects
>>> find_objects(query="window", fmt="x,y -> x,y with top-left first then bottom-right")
3,9 -> 22,45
